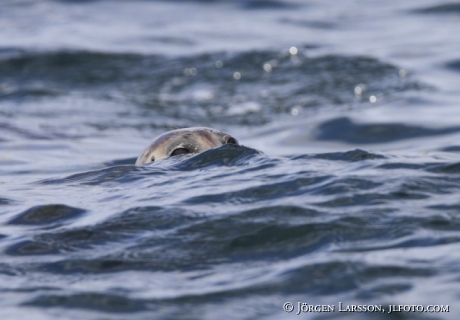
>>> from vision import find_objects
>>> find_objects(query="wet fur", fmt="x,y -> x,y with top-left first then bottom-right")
135,127 -> 238,165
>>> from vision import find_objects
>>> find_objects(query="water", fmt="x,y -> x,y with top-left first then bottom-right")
1,0 -> 460,319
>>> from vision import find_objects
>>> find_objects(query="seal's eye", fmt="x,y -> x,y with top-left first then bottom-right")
151,156 -> 155,162
226,137 -> 238,145
171,148 -> 190,157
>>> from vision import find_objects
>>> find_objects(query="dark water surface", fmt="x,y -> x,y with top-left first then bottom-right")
1,0 -> 460,319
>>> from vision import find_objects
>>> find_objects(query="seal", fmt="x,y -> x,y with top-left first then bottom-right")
135,127 -> 239,165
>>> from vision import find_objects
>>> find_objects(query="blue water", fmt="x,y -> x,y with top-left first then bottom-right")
1,1 -> 460,319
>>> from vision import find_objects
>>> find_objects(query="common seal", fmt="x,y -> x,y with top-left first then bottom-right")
135,127 -> 239,165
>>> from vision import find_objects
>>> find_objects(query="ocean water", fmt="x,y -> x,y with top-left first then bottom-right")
1,0 -> 460,319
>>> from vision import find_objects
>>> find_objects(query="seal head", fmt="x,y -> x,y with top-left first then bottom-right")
135,127 -> 238,165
